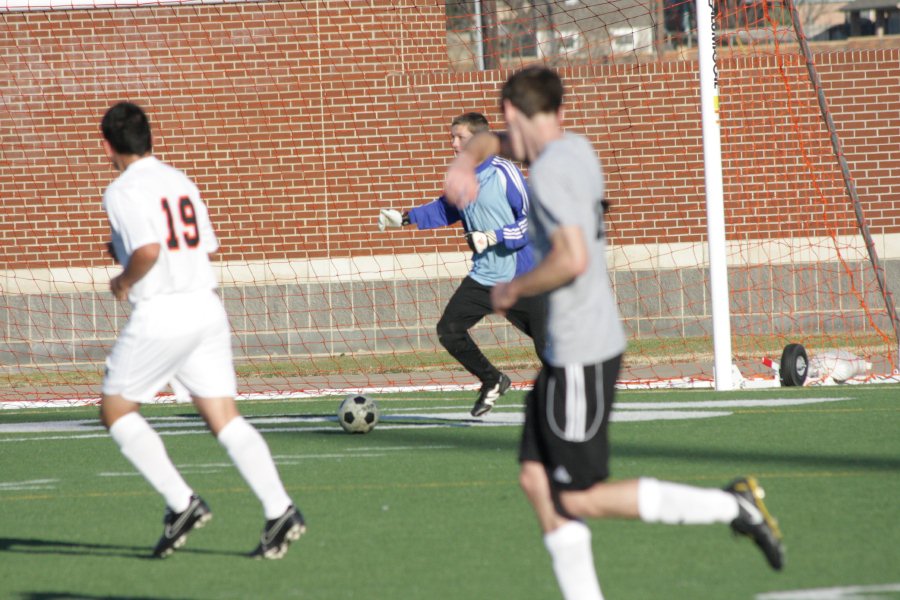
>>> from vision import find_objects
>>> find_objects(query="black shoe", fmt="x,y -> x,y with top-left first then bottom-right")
152,495 -> 212,558
470,373 -> 512,417
724,477 -> 785,570
250,505 -> 306,560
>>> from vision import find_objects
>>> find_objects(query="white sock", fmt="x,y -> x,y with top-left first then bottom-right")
637,477 -> 739,525
218,416 -> 292,519
543,521 -> 604,600
109,412 -> 193,513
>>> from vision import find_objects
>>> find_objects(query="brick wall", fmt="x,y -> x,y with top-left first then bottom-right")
1,2 -> 898,269
0,2 -> 898,380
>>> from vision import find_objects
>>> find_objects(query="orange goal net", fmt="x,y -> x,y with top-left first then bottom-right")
0,0 -> 897,405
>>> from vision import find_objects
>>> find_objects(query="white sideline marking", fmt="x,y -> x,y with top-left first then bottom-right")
614,410 -> 731,422
0,384 -> 494,410
0,420 -> 105,433
615,397 -> 851,409
0,410 -> 707,436
407,410 -> 733,425
0,478 -> 58,491
0,424 -> 452,442
378,398 -> 850,412
0,415 -> 328,434
0,396 -> 855,441
756,583 -> 900,599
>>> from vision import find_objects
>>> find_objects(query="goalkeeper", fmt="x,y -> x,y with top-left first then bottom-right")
378,112 -> 545,417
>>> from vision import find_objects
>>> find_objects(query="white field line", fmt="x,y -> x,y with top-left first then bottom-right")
0,396 -> 855,442
756,583 -> 900,599
0,478 -> 59,491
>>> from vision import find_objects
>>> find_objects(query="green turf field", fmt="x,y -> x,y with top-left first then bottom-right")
1,385 -> 898,599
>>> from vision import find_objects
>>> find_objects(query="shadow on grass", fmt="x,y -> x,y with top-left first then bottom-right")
0,536 -> 245,560
612,439 -> 900,473
369,423 -> 900,473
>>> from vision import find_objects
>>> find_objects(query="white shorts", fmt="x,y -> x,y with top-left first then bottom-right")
102,290 -> 238,403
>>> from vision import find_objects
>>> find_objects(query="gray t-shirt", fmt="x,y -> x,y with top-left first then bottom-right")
529,132 -> 627,366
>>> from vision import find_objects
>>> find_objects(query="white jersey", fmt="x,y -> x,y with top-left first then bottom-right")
103,156 -> 219,305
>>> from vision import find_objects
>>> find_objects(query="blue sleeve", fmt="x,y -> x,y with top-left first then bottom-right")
498,213 -> 529,251
407,197 -> 462,230
491,161 -> 530,251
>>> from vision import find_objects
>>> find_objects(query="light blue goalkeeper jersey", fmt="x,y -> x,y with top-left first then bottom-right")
407,155 -> 534,286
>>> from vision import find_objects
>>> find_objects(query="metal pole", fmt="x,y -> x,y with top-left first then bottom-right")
474,0 -> 485,71
696,0 -> 734,390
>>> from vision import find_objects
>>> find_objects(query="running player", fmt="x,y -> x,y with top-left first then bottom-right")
444,67 -> 784,600
99,101 -> 304,560
378,112 -> 546,417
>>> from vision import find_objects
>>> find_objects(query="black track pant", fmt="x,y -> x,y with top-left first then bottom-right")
436,276 -> 546,385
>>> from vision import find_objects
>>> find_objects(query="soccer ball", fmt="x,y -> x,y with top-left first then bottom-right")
337,394 -> 380,434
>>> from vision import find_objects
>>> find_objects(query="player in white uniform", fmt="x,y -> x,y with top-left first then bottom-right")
444,67 -> 784,600
99,102 -> 304,559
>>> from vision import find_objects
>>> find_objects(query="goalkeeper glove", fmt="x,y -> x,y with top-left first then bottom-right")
378,209 -> 409,231
465,230 -> 498,254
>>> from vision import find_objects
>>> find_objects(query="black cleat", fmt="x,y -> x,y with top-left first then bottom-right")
152,494 -> 212,558
250,505 -> 306,560
725,477 -> 785,570
470,373 -> 512,417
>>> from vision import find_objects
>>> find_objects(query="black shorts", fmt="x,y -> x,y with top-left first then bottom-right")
518,354 -> 622,491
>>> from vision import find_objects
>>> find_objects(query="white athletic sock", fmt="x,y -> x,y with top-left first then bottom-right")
109,412 -> 193,513
637,477 -> 739,525
543,521 -> 604,600
218,416 -> 292,519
